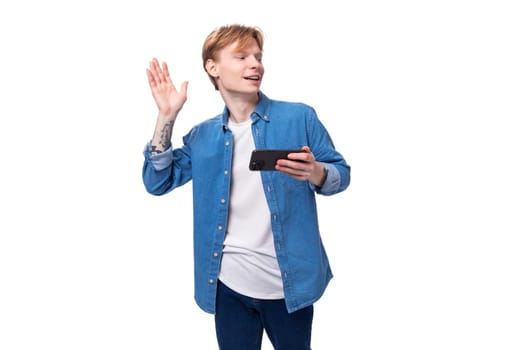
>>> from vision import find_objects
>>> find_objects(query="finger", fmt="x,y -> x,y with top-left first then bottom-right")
162,62 -> 170,77
149,60 -> 161,85
151,59 -> 164,79
150,58 -> 160,74
146,68 -> 155,87
159,61 -> 169,82
162,62 -> 174,85
276,165 -> 309,180
287,150 -> 312,163
151,57 -> 161,70
277,159 -> 307,171
298,146 -> 316,162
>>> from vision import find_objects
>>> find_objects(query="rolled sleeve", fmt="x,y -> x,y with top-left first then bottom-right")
309,163 -> 341,194
143,142 -> 174,171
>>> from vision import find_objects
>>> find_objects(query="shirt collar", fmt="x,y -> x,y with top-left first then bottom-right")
220,92 -> 271,129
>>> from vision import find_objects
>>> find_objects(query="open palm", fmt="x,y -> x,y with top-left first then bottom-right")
146,58 -> 188,118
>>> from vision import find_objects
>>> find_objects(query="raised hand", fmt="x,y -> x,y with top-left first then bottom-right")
146,58 -> 188,119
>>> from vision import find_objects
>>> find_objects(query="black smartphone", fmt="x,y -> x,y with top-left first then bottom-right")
249,149 -> 304,171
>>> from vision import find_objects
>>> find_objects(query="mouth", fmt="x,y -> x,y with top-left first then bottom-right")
244,75 -> 261,81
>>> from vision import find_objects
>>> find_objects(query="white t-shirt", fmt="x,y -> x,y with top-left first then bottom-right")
218,119 -> 284,299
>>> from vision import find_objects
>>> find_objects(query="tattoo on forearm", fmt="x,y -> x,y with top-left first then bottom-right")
150,120 -> 175,155
160,120 -> 174,150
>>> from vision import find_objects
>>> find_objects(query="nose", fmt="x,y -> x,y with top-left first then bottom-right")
248,55 -> 262,67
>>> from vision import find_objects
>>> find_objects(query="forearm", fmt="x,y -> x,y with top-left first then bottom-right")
150,115 -> 175,154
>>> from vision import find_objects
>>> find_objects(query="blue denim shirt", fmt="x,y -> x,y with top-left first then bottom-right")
142,92 -> 350,313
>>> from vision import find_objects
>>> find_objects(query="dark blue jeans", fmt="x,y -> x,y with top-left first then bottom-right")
215,280 -> 313,350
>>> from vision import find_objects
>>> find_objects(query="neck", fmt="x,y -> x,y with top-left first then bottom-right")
220,91 -> 259,123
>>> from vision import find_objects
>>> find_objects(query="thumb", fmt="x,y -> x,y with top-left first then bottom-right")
180,81 -> 189,95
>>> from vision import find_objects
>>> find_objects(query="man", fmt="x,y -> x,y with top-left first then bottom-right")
142,24 -> 350,350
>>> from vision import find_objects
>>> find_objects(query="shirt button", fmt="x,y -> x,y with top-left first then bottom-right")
220,198 -> 225,204
263,115 -> 269,120
209,279 -> 215,284
213,252 -> 219,257
225,141 -> 230,146
218,225 -> 223,231
224,170 -> 228,175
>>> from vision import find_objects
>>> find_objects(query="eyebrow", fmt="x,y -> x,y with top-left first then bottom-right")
232,49 -> 263,57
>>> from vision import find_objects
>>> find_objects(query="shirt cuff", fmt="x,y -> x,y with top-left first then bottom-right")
143,141 -> 173,171
310,163 -> 340,193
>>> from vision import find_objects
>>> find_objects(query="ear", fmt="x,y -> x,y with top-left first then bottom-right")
205,59 -> 218,77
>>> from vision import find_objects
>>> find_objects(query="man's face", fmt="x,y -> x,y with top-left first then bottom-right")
208,38 -> 264,94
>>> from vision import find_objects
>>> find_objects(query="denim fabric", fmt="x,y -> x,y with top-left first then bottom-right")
142,92 -> 351,314
215,280 -> 313,350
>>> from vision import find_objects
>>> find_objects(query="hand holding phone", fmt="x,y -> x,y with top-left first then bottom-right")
249,149 -> 305,171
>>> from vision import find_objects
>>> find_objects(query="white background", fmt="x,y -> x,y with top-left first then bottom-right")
1,0 -> 524,349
